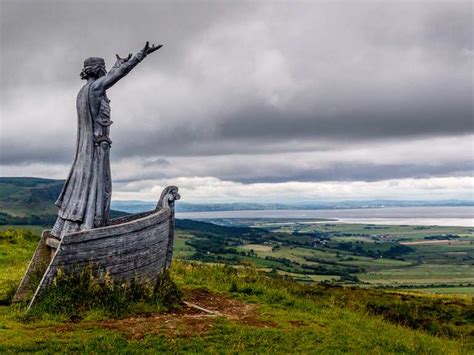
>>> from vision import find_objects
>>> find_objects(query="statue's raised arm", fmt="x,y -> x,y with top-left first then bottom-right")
92,41 -> 163,92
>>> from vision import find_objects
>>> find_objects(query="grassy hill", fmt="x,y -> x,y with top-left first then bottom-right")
0,177 -> 127,225
0,177 -> 63,216
0,228 -> 472,353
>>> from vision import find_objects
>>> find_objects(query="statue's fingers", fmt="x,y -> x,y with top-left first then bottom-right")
148,44 -> 162,52
116,54 -> 121,60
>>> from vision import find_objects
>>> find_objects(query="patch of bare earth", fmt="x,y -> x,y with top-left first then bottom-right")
100,288 -> 276,340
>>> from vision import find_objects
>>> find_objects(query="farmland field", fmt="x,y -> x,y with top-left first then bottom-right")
174,219 -> 474,295
1,219 -> 473,299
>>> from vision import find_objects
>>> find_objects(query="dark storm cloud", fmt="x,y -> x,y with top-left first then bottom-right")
234,161 -> 474,184
0,0 -> 259,94
1,0 -> 473,186
110,159 -> 474,185
217,96 -> 473,141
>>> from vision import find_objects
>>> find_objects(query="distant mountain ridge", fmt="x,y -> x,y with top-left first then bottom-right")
0,177 -> 127,225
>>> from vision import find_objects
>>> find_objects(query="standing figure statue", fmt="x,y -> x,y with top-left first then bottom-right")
51,41 -> 163,238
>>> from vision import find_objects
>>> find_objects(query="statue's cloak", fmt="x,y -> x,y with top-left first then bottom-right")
52,51 -> 146,236
55,83 -> 95,222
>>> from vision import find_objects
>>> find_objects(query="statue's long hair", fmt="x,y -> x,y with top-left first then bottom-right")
80,64 -> 106,80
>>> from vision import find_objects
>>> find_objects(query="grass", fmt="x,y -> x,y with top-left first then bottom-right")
0,228 -> 41,302
240,243 -> 274,252
30,266 -> 182,319
173,231 -> 196,259
409,287 -> 474,295
287,223 -> 473,241
1,262 -> 473,353
173,263 -> 474,337
360,264 -> 474,285
0,227 -> 473,353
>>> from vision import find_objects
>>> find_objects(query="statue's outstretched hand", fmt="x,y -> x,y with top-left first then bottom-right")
143,41 -> 163,55
116,53 -> 132,62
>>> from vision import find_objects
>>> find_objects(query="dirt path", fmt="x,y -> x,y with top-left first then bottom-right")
100,288 -> 276,340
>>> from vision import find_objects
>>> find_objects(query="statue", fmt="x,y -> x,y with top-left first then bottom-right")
14,42 -> 180,308
51,42 -> 163,238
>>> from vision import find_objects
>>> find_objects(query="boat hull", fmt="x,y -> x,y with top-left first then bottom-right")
13,186 -> 180,309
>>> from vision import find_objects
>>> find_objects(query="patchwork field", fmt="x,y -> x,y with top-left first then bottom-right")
174,219 -> 474,295
3,220 -> 473,300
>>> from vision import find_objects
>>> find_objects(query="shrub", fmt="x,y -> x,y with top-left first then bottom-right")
31,265 -> 182,318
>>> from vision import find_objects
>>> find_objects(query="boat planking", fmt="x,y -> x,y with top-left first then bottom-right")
13,186 -> 180,309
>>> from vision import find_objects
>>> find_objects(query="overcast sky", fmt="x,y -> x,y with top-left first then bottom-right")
1,0 -> 473,202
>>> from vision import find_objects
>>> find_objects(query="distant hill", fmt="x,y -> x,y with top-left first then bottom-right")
113,198 -> 474,214
0,177 -> 64,217
0,177 -> 127,226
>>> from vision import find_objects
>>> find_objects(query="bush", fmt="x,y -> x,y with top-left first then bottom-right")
32,265 -> 182,318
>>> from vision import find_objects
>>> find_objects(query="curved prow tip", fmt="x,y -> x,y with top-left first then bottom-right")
156,186 -> 180,210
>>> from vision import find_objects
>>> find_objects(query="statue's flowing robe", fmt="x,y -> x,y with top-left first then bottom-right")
51,83 -> 112,237
51,51 -> 146,238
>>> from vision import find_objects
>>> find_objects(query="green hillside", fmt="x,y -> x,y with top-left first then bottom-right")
0,177 -> 126,225
0,177 -> 63,216
0,228 -> 472,353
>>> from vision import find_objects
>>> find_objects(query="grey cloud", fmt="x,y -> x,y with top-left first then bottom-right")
1,0 -> 473,186
142,158 -> 171,167
111,160 -> 473,185
190,159 -> 470,183
233,161 -> 474,184
0,1 -> 245,87
108,134 -> 474,184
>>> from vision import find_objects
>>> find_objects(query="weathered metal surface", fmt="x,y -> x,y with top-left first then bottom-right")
51,41 -> 163,238
14,186 -> 179,310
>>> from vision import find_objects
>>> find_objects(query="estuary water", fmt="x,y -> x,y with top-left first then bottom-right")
176,206 -> 474,227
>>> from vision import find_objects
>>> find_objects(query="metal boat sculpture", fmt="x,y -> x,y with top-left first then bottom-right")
13,186 -> 180,309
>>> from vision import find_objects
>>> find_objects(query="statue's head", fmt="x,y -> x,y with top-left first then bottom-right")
80,57 -> 106,80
